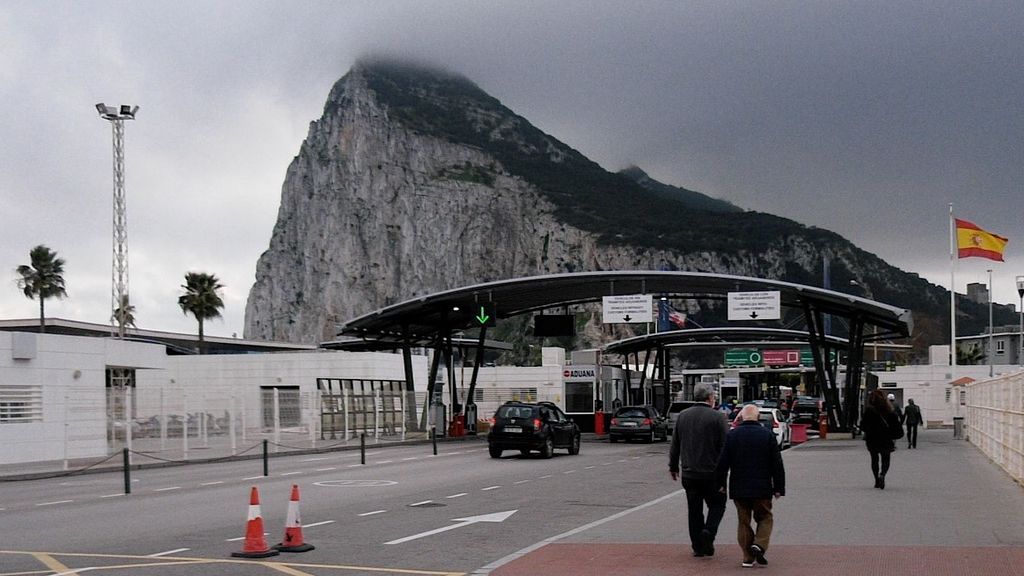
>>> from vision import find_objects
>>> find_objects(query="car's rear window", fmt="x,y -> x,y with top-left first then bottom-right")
615,408 -> 648,418
668,402 -> 699,414
497,406 -> 535,419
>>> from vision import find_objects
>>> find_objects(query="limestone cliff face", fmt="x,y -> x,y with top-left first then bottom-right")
244,61 -> 952,348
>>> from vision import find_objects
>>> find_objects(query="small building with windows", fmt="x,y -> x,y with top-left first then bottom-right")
956,326 -> 1024,368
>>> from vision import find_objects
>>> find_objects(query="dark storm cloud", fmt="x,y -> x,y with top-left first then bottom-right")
2,1 -> 1021,337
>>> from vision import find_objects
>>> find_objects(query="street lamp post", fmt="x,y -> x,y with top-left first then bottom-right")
95,103 -> 139,339
1016,276 -> 1024,367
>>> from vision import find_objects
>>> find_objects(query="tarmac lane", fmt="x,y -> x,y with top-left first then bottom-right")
483,429 -> 1024,575
0,550 -> 466,576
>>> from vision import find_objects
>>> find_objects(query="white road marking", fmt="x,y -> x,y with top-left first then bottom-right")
446,493 -> 467,499
154,486 -> 181,492
302,520 -> 336,528
359,510 -> 387,517
409,500 -> 433,507
37,500 -> 74,506
301,457 -> 330,462
243,475 -> 263,480
347,464 -> 362,468
376,460 -> 394,464
200,481 -> 224,486
584,466 -> 596,469
539,474 -> 553,479
281,471 -> 303,476
148,548 -> 190,557
316,467 -> 337,471
513,480 -> 531,485
481,486 -> 501,491
402,457 -> 418,461
601,462 -> 613,466
386,510 -> 517,545
100,494 -> 123,498
563,470 -> 577,474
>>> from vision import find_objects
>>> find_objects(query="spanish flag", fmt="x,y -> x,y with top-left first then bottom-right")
955,218 -> 1008,262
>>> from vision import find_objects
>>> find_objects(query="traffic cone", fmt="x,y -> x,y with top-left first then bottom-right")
274,484 -> 315,552
231,486 -> 280,558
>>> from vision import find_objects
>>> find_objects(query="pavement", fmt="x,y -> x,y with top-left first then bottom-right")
481,429 -> 1024,575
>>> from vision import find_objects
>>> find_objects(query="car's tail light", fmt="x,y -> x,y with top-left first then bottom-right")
773,420 -> 779,428
487,417 -> 495,426
532,418 -> 542,430
642,418 -> 653,426
610,418 -> 619,426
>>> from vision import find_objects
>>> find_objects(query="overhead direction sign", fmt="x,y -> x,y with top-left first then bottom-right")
602,294 -> 653,324
727,291 -> 781,321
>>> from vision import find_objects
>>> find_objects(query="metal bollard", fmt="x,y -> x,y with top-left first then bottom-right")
360,433 -> 366,465
123,448 -> 131,495
432,427 -> 438,455
263,439 -> 269,476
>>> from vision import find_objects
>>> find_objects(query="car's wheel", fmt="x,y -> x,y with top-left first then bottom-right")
542,436 -> 554,459
648,430 -> 655,443
609,435 -> 618,443
568,433 -> 580,455
489,445 -> 502,458
519,448 -> 531,456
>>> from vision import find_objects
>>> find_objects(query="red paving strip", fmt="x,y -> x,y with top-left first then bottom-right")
489,543 -> 1024,575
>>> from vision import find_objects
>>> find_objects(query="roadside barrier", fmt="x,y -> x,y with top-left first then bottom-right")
275,484 -> 315,552
231,486 -> 279,558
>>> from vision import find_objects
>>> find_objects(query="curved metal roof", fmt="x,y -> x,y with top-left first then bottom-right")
602,328 -> 851,355
336,270 -> 912,344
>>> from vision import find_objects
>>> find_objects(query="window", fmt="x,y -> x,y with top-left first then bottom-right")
564,381 -> 594,413
0,385 -> 43,423
996,340 -> 1006,355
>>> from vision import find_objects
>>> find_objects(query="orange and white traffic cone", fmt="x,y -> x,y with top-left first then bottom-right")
231,486 -> 280,558
274,484 -> 315,552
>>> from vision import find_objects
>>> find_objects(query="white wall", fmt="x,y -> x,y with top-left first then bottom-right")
880,363 -> 1009,427
0,332 -> 167,464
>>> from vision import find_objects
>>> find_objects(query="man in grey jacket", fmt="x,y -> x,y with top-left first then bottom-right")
669,383 -> 730,557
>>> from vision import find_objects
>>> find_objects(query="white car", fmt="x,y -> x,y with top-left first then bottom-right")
759,408 -> 791,448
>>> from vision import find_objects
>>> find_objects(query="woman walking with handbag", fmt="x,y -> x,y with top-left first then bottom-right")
860,389 -> 896,489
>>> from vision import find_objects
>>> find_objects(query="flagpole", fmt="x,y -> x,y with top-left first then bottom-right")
988,268 -> 994,378
950,203 -> 957,378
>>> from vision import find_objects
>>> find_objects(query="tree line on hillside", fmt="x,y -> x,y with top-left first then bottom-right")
13,245 -> 226,354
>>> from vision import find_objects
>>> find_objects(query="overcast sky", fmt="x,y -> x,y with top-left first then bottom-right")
2,1 -> 1022,339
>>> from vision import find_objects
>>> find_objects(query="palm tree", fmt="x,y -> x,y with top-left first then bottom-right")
16,245 -> 68,333
178,272 -> 224,354
113,294 -> 137,332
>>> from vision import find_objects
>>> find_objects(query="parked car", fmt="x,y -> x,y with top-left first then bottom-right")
666,401 -> 703,434
759,408 -> 792,448
487,401 -> 580,458
609,405 -> 668,443
790,396 -> 823,429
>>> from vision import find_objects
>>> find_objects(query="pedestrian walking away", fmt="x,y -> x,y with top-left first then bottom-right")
861,389 -> 897,489
887,393 -> 904,426
903,398 -> 923,449
715,404 -> 786,568
669,383 -> 730,558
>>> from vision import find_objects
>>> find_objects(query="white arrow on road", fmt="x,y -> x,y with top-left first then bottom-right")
384,510 -> 517,545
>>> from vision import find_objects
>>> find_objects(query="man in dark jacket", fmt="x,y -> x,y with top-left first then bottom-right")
669,383 -> 730,557
903,398 -> 923,449
715,404 -> 786,568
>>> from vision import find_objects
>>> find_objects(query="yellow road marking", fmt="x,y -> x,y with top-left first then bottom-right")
28,553 -> 73,575
1,551 -> 464,575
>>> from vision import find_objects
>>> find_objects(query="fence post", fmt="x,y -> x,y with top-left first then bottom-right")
360,433 -> 366,465
182,391 -> 189,461
159,386 -> 167,452
375,389 -> 381,441
432,427 -> 437,456
343,388 -> 350,442
273,388 -> 281,453
229,394 -> 237,455
263,439 -> 269,476
309,391 -> 317,449
125,386 -> 133,465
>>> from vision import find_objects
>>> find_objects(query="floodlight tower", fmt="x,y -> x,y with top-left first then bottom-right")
95,103 -> 139,339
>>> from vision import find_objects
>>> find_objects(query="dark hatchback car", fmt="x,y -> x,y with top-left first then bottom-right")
790,396 -> 823,429
487,401 -> 581,458
609,405 -> 668,443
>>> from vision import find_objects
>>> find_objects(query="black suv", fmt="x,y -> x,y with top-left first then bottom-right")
487,401 -> 581,458
790,396 -> 822,429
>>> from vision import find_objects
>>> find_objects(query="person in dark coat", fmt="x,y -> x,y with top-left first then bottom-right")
669,383 -> 730,558
860,389 -> 896,489
715,404 -> 785,567
903,398 -> 923,449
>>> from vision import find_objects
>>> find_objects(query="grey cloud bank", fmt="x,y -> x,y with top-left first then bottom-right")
1,1 -> 1021,339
